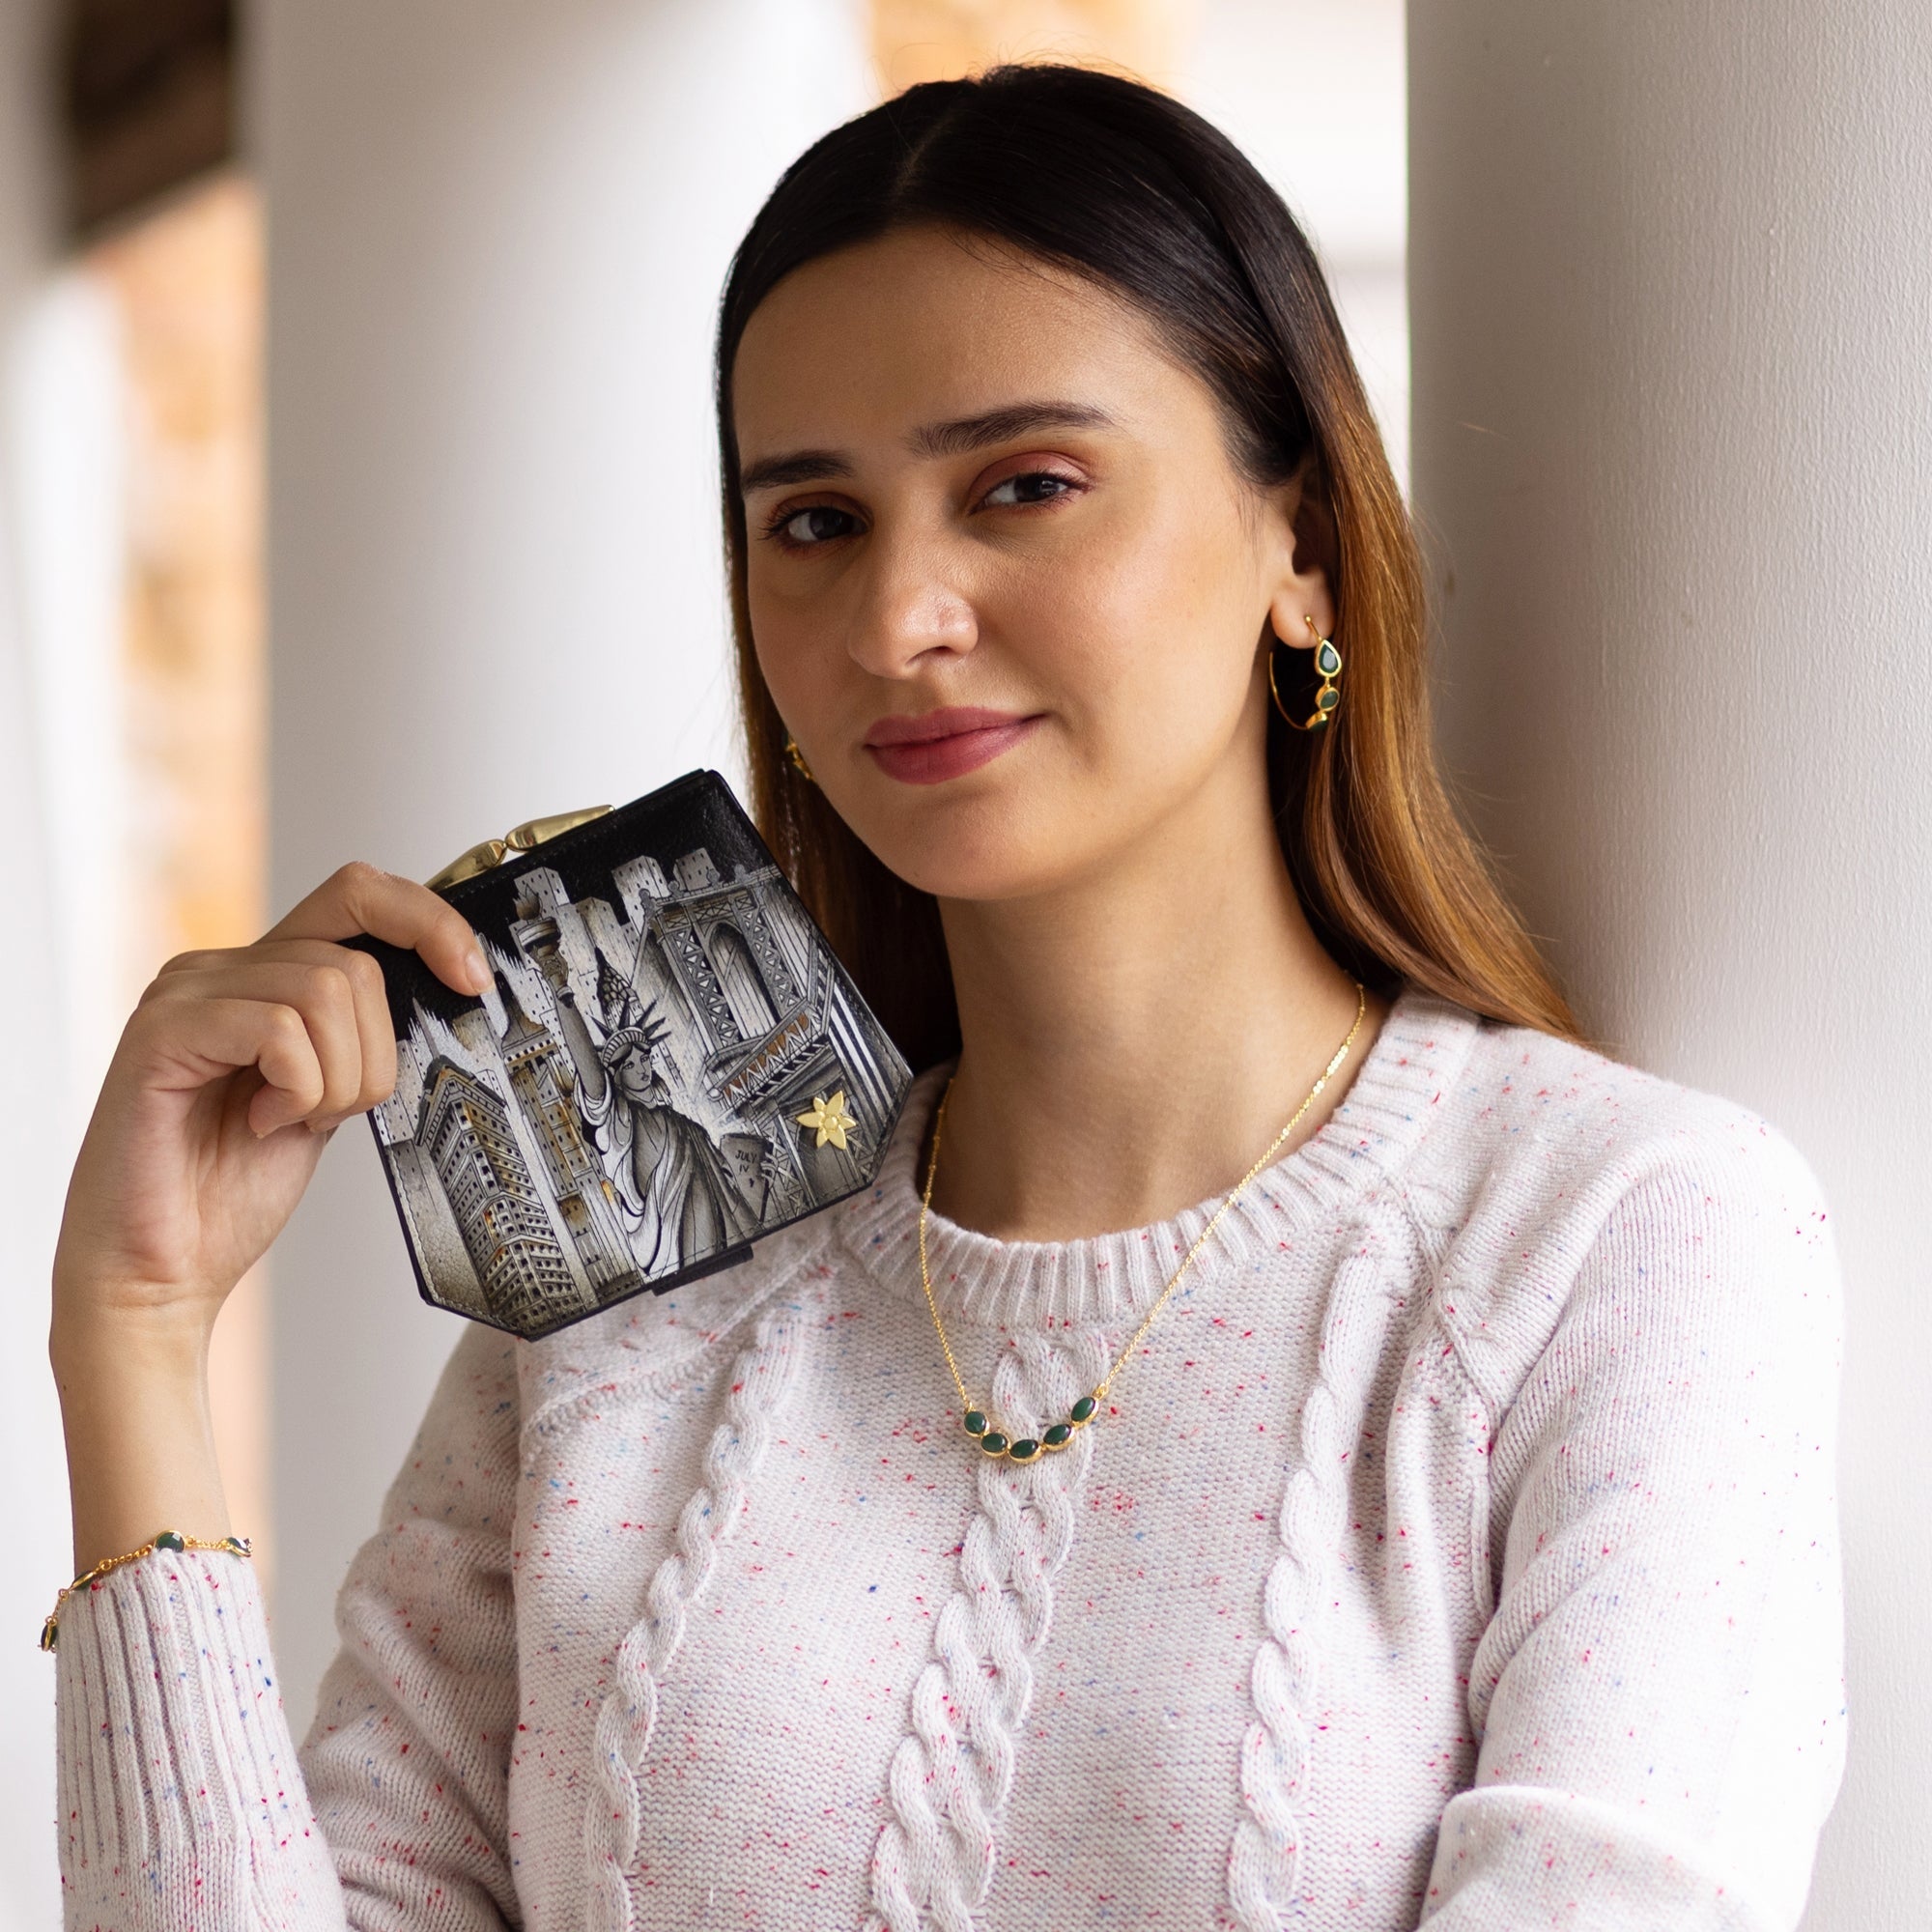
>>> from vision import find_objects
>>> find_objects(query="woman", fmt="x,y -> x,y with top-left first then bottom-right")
47,65 -> 1845,1932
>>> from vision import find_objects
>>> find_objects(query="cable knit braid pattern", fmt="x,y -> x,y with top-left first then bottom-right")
582,1302 -> 805,1932
1227,1208 -> 1405,1927
865,1325 -> 1109,1932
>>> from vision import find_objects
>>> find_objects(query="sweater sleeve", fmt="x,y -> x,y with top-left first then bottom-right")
56,1321 -> 524,1931
1420,1121 -> 1848,1931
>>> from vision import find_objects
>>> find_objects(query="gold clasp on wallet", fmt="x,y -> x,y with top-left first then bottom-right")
424,805 -> 613,893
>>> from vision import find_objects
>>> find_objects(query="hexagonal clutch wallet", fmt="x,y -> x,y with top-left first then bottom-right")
345,769 -> 913,1340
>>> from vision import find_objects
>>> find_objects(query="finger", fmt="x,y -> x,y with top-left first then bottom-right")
128,996 -> 327,1136
263,861 -> 492,998
143,941 -> 404,1130
245,1003 -> 329,1136
148,964 -> 365,1126
327,941 -> 398,1121
186,940 -> 399,1121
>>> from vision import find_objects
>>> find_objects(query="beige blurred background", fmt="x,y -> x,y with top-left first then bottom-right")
1,1 -> 1925,1927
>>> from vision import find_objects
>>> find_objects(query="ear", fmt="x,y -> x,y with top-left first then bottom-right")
1264,452 -> 1339,650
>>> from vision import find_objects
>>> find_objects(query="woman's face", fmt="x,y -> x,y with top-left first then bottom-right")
732,224 -> 1333,904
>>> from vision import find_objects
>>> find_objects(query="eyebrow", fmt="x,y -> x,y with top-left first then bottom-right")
738,400 -> 1118,495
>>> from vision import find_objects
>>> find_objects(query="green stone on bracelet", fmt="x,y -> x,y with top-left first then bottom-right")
155,1531 -> 185,1552
1069,1396 -> 1096,1424
963,1408 -> 988,1437
980,1432 -> 1009,1456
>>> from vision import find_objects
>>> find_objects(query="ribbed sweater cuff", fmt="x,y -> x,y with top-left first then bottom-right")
54,1546 -> 323,1923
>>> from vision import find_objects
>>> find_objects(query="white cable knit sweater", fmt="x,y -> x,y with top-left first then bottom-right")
54,987 -> 1848,1930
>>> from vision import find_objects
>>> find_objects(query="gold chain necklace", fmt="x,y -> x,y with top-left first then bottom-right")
918,980 -> 1368,1463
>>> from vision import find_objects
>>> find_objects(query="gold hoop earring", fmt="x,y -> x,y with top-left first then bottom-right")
1267,614 -> 1342,732
784,734 -> 817,784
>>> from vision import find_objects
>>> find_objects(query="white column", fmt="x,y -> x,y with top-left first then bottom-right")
1189,0 -> 1408,488
0,1 -> 77,1918
254,0 -> 868,1733
1408,6 -> 1932,1925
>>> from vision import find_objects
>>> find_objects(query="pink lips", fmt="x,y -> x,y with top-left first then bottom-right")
863,706 -> 1042,785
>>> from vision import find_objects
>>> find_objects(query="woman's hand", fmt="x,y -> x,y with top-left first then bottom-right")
48,861 -> 493,1571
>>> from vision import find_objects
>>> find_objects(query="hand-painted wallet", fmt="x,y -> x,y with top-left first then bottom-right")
347,769 -> 913,1340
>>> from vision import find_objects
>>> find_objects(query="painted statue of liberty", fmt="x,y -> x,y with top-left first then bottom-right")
532,936 -> 765,1278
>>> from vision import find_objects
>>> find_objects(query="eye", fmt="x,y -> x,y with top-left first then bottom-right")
979,469 -> 1083,510
766,503 -> 862,549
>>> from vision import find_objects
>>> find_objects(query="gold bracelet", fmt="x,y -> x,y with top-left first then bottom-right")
40,1529 -> 252,1653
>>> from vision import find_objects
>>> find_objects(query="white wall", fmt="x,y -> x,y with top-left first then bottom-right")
1407,4 -> 1932,1925
253,0 -> 872,1734
0,0 -> 108,1921
0,0 -> 124,1917
1189,0 -> 1407,490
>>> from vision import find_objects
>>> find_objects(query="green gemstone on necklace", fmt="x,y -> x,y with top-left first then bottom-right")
921,988 -> 1367,1471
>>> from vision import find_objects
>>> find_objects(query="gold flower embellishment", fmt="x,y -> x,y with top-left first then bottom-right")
795,1090 -> 857,1151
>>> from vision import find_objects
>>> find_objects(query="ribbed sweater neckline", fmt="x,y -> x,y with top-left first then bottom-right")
838,983 -> 1482,1333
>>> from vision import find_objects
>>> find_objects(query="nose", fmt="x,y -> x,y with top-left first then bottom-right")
843,524 -> 979,680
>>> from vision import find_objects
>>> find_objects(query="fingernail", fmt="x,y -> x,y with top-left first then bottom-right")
467,941 -> 492,992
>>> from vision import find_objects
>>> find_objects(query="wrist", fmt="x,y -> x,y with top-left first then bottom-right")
49,1294 -> 211,1382
51,1312 -> 229,1577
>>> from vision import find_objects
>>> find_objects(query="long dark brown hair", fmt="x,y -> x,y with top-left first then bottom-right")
715,64 -> 1578,1071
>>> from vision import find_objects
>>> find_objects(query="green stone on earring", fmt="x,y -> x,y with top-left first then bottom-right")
1316,639 -> 1342,676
